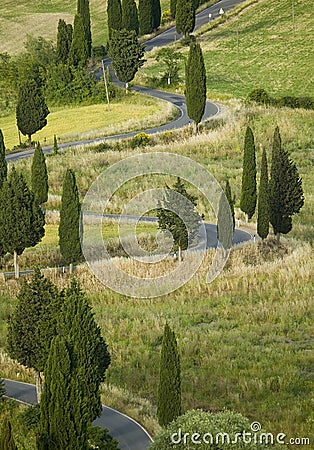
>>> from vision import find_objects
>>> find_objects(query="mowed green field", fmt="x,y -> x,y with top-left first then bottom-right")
139,0 -> 314,98
0,0 -> 171,54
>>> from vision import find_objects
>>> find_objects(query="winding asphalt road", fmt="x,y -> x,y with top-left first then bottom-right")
3,0 -> 249,448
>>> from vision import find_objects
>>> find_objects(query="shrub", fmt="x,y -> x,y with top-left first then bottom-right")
20,405 -> 40,431
247,88 -> 273,105
161,9 -> 172,24
296,96 -> 314,109
278,96 -> 298,109
130,132 -> 151,148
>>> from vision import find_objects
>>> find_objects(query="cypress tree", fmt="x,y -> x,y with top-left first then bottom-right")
152,0 -> 161,30
157,323 -> 181,426
69,14 -> 88,69
31,142 -> 48,205
107,0 -> 122,39
16,80 -> 49,146
225,179 -> 235,231
77,0 -> 92,57
0,378 -> 5,399
139,0 -> 153,35
170,0 -> 177,19
122,0 -> 139,35
7,269 -> 58,401
240,126 -> 257,222
0,419 -> 17,450
217,190 -> 234,250
0,168 -> 45,278
257,148 -> 269,240
57,19 -> 72,63
0,129 -> 7,189
110,29 -> 145,93
185,41 -> 206,132
53,134 -> 59,155
59,169 -> 82,264
176,0 -> 195,37
269,126 -> 304,243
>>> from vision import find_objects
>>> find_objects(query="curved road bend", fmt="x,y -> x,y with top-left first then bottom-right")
4,379 -> 153,450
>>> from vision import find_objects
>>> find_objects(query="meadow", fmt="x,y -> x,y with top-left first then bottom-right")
138,0 -> 314,99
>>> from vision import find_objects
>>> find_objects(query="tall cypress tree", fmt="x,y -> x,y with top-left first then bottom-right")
0,129 -> 7,189
77,0 -> 92,57
152,0 -> 161,30
217,189 -> 234,250
0,419 -> 17,450
240,126 -> 257,222
225,179 -> 235,231
31,142 -> 48,205
7,270 -> 58,402
59,169 -> 82,264
122,0 -> 139,35
0,168 -> 45,278
157,323 -> 181,426
269,126 -> 304,243
139,0 -> 153,35
107,0 -> 122,39
176,0 -> 195,37
69,14 -> 88,69
57,19 -> 72,63
185,41 -> 206,132
16,80 -> 49,146
170,0 -> 177,19
257,148 -> 269,240
0,378 -> 5,399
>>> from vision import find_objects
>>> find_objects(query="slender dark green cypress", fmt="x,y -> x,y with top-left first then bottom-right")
185,41 -> 206,131
217,189 -> 234,250
176,0 -> 195,37
0,129 -> 7,189
240,126 -> 257,222
157,323 -> 181,426
170,0 -> 177,19
152,0 -> 161,30
16,80 -> 49,146
0,378 -> 5,399
139,0 -> 153,35
269,126 -> 304,243
122,0 -> 139,35
57,19 -> 72,63
77,0 -> 92,57
69,14 -> 88,68
31,142 -> 48,205
53,134 -> 59,155
107,0 -> 122,39
257,148 -> 269,240
225,179 -> 235,231
0,419 -> 17,450
58,169 -> 82,264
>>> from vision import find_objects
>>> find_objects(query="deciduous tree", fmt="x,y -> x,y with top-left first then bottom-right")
257,148 -> 269,240
269,127 -> 304,243
240,126 -> 257,222
31,142 -> 48,205
16,80 -> 49,146
157,323 -> 181,426
185,41 -> 206,132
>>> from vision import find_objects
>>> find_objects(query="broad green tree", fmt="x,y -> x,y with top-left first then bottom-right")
157,323 -> 181,426
16,80 -> 49,146
77,0 -> 92,57
59,169 -> 82,265
185,41 -> 206,132
156,47 -> 183,85
122,0 -> 139,35
56,19 -> 73,63
0,129 -> 7,189
257,148 -> 269,240
69,14 -> 88,68
269,127 -> 304,243
152,0 -> 161,30
107,0 -> 122,39
176,0 -> 195,37
240,126 -> 257,222
0,419 -> 17,450
31,142 -> 48,205
110,29 -> 145,92
139,0 -> 153,35
7,270 -> 58,401
0,168 -> 45,278
157,177 -> 203,262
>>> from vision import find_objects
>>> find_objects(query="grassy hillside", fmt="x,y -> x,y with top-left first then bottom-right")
139,0 -> 314,98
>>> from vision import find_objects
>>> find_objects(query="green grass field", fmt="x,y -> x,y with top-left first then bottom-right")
138,0 -> 314,99
1,94 -> 175,150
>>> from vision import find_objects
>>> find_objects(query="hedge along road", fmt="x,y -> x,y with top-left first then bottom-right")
3,1 -> 249,449
6,0 -> 246,164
